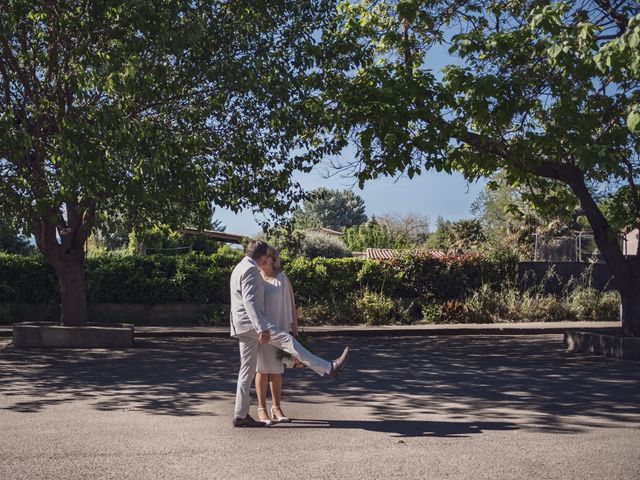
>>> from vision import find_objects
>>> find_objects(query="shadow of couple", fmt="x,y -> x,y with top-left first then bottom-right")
266,418 -> 518,438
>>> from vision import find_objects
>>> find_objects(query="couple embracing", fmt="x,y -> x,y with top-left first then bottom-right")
230,240 -> 350,427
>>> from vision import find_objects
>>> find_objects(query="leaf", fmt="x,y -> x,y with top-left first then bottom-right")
627,110 -> 640,133
548,44 -> 562,59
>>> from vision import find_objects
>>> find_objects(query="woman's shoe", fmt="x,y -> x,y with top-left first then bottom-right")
256,408 -> 273,426
271,405 -> 290,423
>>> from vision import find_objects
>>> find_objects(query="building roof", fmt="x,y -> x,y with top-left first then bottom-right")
359,248 -> 447,260
312,227 -> 344,237
182,228 -> 245,244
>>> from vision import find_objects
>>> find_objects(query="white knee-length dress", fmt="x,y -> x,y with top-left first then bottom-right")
257,272 -> 294,374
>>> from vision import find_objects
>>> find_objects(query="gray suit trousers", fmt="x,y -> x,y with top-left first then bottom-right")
234,329 -> 332,418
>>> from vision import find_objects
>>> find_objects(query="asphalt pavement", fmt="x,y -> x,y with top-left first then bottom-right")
1,334 -> 639,480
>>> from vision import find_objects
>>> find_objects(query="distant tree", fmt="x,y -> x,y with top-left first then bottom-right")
292,188 -> 368,231
376,212 -> 430,245
424,216 -> 453,251
471,175 -> 588,258
260,226 -> 306,258
343,219 -> 406,251
448,219 -> 486,252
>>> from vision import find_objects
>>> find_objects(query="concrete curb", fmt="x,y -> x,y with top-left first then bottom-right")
0,321 -> 621,339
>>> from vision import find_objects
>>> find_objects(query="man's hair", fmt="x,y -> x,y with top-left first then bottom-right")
245,240 -> 270,260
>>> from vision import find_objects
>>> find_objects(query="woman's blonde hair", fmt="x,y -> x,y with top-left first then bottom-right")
267,246 -> 281,273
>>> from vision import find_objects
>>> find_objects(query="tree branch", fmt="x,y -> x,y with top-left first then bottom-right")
594,0 -> 629,35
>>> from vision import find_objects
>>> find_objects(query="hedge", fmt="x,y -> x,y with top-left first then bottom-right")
5,251 -> 617,326
0,250 -> 517,306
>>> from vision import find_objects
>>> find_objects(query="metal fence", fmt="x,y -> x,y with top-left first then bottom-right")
532,233 -> 622,263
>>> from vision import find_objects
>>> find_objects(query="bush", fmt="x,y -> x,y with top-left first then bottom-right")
567,287 -> 621,322
353,289 -> 396,326
300,231 -> 350,259
0,253 -> 59,303
420,302 -> 443,324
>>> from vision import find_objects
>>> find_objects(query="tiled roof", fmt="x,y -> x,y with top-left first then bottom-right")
365,248 -> 399,260
312,227 -> 344,237
362,248 -> 447,260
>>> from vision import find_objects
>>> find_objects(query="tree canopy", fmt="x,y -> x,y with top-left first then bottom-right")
0,0 -> 340,324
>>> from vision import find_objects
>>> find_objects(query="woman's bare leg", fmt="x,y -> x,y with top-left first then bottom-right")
269,374 -> 282,406
255,372 -> 270,421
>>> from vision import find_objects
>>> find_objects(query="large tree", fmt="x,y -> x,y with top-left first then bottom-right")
292,187 -> 368,230
319,0 -> 640,335
0,0 -> 339,325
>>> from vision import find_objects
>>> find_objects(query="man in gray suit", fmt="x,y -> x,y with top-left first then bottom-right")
230,240 -> 349,427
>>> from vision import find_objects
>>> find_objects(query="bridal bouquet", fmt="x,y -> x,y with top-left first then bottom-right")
277,331 -> 313,368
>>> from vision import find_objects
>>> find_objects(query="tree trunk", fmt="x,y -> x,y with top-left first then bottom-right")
33,200 -> 95,327
558,165 -> 639,336
619,259 -> 640,337
50,250 -> 88,326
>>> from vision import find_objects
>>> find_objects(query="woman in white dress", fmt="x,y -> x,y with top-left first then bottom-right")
255,246 -> 300,425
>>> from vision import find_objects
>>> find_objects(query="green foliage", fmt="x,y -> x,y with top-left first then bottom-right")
0,253 -> 59,303
447,219 -> 486,251
1,250 -> 242,305
1,1 -> 343,234
353,289 -> 395,325
0,249 -> 619,326
0,0 -> 343,324
343,220 -> 406,251
300,231 -> 351,259
292,188 -> 368,230
424,216 -> 452,251
260,227 -> 306,258
127,225 -> 222,255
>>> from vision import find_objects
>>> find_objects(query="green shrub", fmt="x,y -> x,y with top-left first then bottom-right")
420,302 -> 443,324
296,298 -> 355,326
0,250 -> 242,305
567,287 -> 620,321
300,231 -> 350,259
353,289 -> 395,325
0,253 -> 58,303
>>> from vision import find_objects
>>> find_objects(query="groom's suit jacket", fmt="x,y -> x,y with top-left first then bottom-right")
229,256 -> 271,337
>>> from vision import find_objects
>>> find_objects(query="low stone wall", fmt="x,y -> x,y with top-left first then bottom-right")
564,329 -> 640,360
13,322 -> 134,348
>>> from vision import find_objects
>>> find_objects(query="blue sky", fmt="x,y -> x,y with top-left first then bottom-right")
215,162 -> 487,236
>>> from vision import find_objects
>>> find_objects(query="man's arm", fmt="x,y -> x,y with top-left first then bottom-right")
240,267 -> 271,334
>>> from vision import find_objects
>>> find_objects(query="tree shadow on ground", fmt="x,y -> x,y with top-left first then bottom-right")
0,338 -> 239,416
1,335 -> 639,435
282,335 -> 640,434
